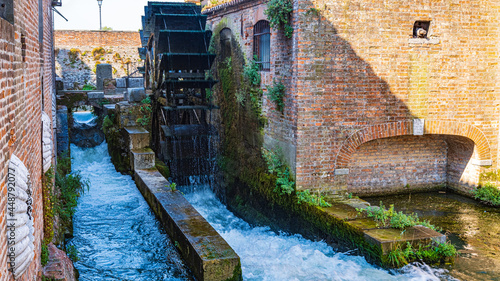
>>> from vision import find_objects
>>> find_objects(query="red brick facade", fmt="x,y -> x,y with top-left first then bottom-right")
206,0 -> 499,195
0,0 -> 55,280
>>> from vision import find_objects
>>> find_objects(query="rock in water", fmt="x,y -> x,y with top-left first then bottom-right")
70,119 -> 105,148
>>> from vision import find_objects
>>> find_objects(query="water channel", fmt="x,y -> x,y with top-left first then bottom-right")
68,112 -> 471,280
70,143 -> 191,280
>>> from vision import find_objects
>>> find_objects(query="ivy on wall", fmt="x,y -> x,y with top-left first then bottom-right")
265,0 -> 293,38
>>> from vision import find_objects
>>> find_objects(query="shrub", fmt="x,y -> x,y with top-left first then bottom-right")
265,0 -> 293,38
296,190 -> 331,207
41,242 -> 49,266
473,182 -> 500,206
267,80 -> 286,112
358,201 -> 440,231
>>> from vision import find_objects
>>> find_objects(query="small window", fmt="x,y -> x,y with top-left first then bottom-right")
413,21 -> 430,38
253,20 -> 270,71
0,0 -> 14,24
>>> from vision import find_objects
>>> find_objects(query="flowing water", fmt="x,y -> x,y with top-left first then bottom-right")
69,112 -> 462,280
364,191 -> 500,281
181,186 -> 457,281
69,143 -> 191,280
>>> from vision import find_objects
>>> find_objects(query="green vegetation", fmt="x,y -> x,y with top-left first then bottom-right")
168,182 -> 177,191
92,47 -> 106,60
243,56 -> 261,86
82,83 -> 96,90
265,0 -> 293,38
41,242 -> 49,266
262,148 -> 331,207
102,115 -> 114,135
262,148 -> 294,195
267,79 -> 286,112
357,201 -> 440,231
243,58 -> 264,119
296,190 -> 331,207
68,48 -> 81,64
155,159 -> 170,179
102,26 -> 113,31
55,154 -> 89,233
66,245 -> 79,262
136,96 -> 152,127
385,241 -> 457,268
473,182 -> 500,206
42,167 -> 55,244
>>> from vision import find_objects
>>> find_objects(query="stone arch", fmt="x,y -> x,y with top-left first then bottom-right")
335,120 -> 492,169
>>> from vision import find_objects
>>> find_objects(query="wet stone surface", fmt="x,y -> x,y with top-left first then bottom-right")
363,191 -> 500,281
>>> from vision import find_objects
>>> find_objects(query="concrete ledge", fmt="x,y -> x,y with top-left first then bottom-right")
134,169 -> 241,281
331,199 -> 446,254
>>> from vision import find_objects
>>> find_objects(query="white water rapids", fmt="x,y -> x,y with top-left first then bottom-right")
69,112 -> 457,280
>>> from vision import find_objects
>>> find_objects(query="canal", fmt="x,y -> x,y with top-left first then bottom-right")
69,142 -> 191,280
70,141 -> 458,280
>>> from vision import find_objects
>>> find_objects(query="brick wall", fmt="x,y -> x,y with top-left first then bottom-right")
0,0 -> 55,280
347,135 -> 448,196
54,30 -> 141,47
206,0 -> 298,171
207,0 -> 499,195
54,30 -> 142,89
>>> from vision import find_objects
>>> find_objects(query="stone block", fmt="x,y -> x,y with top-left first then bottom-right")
127,87 -> 146,102
124,126 -> 149,150
116,78 -> 127,88
134,169 -> 242,281
87,91 -> 104,99
96,64 -> 113,90
128,77 -> 144,88
116,101 -> 141,128
103,104 -> 116,116
103,78 -> 116,89
130,148 -> 155,170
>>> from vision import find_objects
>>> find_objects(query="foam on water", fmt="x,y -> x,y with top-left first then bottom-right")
73,111 -> 97,124
70,143 -> 190,281
183,189 -> 458,281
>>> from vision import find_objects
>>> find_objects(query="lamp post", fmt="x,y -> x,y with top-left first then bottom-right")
97,0 -> 103,30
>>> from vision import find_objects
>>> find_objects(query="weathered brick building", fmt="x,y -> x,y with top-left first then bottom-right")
204,0 -> 500,196
0,0 -> 56,279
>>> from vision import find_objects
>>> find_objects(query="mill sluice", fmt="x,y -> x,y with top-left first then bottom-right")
140,2 -> 217,184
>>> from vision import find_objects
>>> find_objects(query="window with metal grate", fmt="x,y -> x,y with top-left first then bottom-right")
253,20 -> 270,71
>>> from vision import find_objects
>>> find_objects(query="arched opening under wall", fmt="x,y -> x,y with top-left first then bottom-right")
346,134 -> 479,196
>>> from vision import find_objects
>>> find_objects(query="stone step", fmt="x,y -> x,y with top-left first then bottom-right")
103,104 -> 116,116
124,126 -> 150,150
130,148 -> 155,170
